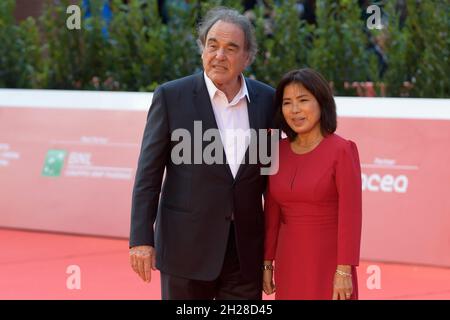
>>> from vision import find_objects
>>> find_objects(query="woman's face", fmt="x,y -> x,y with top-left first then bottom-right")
282,83 -> 321,136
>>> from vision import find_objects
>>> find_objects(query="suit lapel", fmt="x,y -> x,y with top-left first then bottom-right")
234,78 -> 260,182
193,73 -> 219,132
193,73 -> 234,180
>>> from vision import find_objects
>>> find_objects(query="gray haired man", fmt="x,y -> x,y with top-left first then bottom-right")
129,7 -> 276,300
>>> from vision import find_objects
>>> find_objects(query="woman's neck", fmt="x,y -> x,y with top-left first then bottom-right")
293,127 -> 324,149
290,126 -> 325,155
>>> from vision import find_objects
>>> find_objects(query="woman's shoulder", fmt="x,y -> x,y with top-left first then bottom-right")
277,137 -> 290,153
279,137 -> 290,147
280,137 -> 290,143
325,133 -> 359,154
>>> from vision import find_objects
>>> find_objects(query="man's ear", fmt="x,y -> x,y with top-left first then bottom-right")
244,53 -> 251,68
201,47 -> 205,60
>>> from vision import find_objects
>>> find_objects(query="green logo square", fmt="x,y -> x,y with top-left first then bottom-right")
42,150 -> 67,177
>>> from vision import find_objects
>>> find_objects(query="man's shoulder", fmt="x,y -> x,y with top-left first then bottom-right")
159,72 -> 202,92
245,77 -> 275,96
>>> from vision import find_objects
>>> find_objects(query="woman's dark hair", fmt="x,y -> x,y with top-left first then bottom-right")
274,68 -> 337,141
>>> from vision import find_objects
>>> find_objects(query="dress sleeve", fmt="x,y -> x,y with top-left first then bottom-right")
335,140 -> 362,266
264,179 -> 282,260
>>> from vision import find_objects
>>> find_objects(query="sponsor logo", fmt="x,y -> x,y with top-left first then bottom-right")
361,173 -> 408,193
42,149 -> 67,177
361,158 -> 416,193
0,143 -> 21,168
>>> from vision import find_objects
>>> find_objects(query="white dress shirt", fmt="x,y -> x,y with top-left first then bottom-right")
204,72 -> 251,178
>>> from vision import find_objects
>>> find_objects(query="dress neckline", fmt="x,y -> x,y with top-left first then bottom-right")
287,134 -> 330,157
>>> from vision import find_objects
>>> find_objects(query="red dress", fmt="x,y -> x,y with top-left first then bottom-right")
264,134 -> 362,300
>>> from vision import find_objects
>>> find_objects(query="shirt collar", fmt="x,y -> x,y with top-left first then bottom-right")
203,72 -> 250,105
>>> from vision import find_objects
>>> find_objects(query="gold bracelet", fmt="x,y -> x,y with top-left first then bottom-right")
335,269 -> 352,277
262,264 -> 274,271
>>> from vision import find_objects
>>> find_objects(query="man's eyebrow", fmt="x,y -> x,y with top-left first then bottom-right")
227,42 -> 239,49
206,38 -> 240,48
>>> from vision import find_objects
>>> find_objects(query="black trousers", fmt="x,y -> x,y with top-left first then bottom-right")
161,223 -> 262,300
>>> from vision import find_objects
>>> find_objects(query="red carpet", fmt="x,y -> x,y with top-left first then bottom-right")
1,228 -> 449,300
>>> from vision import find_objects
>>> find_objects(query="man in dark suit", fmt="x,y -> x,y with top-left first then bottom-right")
129,7 -> 276,300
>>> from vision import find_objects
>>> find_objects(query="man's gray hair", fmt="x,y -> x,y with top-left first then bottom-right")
197,7 -> 258,65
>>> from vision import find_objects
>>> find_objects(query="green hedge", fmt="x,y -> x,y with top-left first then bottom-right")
0,0 -> 43,88
0,0 -> 448,97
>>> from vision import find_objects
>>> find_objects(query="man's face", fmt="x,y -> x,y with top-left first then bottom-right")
202,20 -> 250,87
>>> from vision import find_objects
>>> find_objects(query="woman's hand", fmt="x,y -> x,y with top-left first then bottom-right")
332,265 -> 353,300
262,261 -> 276,295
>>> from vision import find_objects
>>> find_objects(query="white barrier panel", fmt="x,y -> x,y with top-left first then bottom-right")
0,89 -> 449,267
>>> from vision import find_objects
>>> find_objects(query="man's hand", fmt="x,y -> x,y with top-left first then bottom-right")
129,245 -> 156,283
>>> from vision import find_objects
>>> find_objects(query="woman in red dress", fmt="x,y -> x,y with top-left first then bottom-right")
263,68 -> 362,300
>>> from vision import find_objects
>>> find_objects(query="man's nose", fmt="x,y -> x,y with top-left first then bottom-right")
215,48 -> 226,60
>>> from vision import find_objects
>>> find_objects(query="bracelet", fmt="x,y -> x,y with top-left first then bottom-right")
129,248 -> 151,256
335,269 -> 352,277
262,264 -> 274,271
